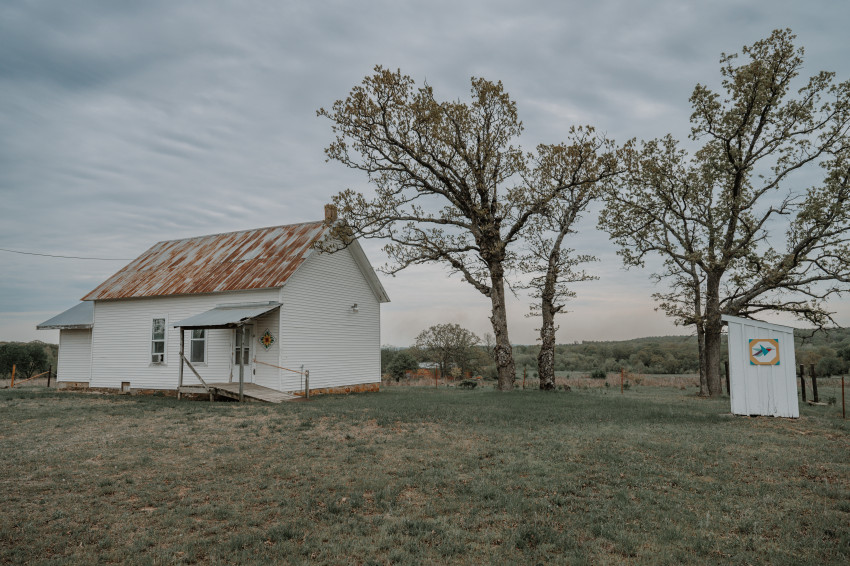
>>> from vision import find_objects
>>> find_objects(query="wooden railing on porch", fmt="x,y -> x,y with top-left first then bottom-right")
253,359 -> 310,399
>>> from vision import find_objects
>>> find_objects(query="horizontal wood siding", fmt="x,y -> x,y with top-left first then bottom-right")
250,309 -> 282,390
89,289 -> 279,390
279,247 -> 380,392
57,329 -> 92,382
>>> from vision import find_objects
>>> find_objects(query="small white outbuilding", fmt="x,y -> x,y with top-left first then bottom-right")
721,314 -> 799,418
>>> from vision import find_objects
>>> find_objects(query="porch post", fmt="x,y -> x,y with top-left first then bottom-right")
238,324 -> 245,402
178,328 -> 184,399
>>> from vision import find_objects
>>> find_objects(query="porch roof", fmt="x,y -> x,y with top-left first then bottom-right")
173,301 -> 281,329
37,301 -> 94,330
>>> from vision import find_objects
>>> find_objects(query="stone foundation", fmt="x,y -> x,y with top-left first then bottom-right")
57,382 -> 178,397
131,388 -> 178,397
294,382 -> 380,397
57,381 -> 91,390
55,381 -> 380,398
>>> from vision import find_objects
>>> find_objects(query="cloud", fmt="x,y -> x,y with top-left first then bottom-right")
2,1 -> 849,344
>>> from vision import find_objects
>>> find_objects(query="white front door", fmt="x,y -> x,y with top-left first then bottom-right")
233,324 -> 255,383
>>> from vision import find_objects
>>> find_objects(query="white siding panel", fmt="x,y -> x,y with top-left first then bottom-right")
57,329 -> 92,382
725,315 -> 798,418
280,247 -> 381,391
90,289 -> 279,390
252,309 -> 282,390
728,321 -> 747,415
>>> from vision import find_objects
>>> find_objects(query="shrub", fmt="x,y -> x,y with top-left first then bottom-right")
816,356 -> 847,377
387,351 -> 419,382
590,369 -> 607,379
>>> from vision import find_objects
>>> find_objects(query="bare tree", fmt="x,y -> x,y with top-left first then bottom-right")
519,142 -> 610,389
319,67 -> 619,389
600,30 -> 850,396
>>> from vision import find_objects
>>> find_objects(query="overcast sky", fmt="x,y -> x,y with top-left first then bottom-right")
2,0 -> 849,346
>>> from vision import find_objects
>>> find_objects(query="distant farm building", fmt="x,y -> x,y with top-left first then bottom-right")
38,207 -> 389,399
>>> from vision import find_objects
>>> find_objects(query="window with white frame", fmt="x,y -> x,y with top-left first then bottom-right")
151,318 -> 166,363
190,329 -> 206,364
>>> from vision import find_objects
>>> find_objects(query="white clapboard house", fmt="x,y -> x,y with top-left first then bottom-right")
37,207 -> 389,400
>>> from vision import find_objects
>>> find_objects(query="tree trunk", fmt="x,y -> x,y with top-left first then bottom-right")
537,305 -> 556,390
704,326 -> 724,396
489,270 -> 515,391
704,274 -> 724,396
697,323 -> 708,397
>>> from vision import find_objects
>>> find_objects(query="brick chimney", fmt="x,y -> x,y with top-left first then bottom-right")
324,204 -> 338,224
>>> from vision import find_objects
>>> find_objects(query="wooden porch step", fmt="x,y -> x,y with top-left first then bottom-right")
206,382 -> 298,403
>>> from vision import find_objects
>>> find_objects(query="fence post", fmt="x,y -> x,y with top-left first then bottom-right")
809,364 -> 819,403
799,364 -> 806,402
238,326 -> 245,402
842,375 -> 846,420
177,329 -> 184,400
10,364 -> 15,388
305,370 -> 310,400
724,362 -> 730,395
47,365 -> 52,388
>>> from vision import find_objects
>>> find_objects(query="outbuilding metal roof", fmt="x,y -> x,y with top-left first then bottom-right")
82,222 -> 327,300
173,302 -> 281,329
37,301 -> 94,329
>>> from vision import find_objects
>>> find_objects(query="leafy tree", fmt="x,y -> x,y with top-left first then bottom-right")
0,342 -> 49,379
482,333 -> 496,361
600,30 -> 850,396
319,67 -> 618,390
816,356 -> 847,377
413,323 -> 480,380
386,350 -> 419,382
468,346 -> 496,377
0,343 -> 21,377
381,346 -> 400,373
518,137 -> 609,390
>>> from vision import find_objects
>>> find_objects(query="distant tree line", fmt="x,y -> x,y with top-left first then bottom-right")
0,342 -> 57,380
795,328 -> 850,377
383,327 -> 850,378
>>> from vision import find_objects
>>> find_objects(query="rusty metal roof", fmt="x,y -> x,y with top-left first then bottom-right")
83,222 -> 328,300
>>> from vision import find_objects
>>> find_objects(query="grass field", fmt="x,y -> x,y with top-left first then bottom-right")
1,383 -> 848,565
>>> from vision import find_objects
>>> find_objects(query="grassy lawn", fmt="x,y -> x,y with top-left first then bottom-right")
1,384 -> 848,565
